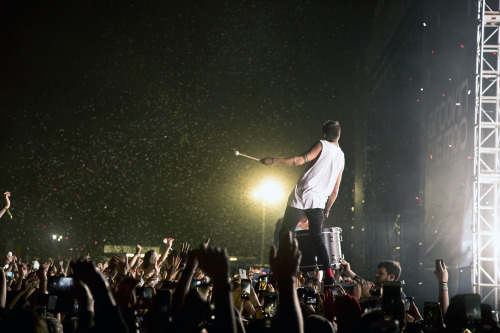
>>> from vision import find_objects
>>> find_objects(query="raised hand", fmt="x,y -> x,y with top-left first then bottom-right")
434,260 -> 448,283
165,254 -> 182,281
360,280 -> 374,298
180,242 -> 190,258
270,232 -> 301,279
71,258 -> 109,291
197,245 -> 229,282
3,192 -> 10,209
163,238 -> 174,248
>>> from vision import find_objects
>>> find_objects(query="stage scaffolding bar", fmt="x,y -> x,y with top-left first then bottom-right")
474,0 -> 500,307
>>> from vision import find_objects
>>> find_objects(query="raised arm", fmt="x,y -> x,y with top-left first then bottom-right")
324,167 -> 343,219
270,232 -> 303,333
434,260 -> 449,315
197,245 -> 236,333
0,192 -> 11,219
260,141 -> 323,167
158,238 -> 174,266
128,244 -> 142,268
0,268 -> 6,309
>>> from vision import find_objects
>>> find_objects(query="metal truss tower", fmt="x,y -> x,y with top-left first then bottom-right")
474,0 -> 500,307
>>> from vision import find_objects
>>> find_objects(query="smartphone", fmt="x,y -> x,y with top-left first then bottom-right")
48,276 -> 74,292
33,260 -> 40,271
435,259 -> 444,272
7,251 -> 12,257
191,279 -> 203,287
464,294 -> 481,322
263,292 -> 278,317
258,275 -> 268,292
241,278 -> 251,300
405,296 -> 414,312
6,271 -> 13,278
381,281 -> 402,316
424,301 -> 442,330
136,287 -> 153,309
154,289 -> 172,316
305,289 -> 318,306
297,287 -> 307,303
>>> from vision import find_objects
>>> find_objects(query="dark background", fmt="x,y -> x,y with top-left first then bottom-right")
0,0 -> 378,261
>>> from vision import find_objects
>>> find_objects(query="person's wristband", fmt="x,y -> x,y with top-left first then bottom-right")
439,282 -> 448,291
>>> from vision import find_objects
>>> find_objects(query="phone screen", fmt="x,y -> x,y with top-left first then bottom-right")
464,294 -> 481,322
297,287 -> 307,303
263,293 -> 278,317
136,287 -> 153,309
424,302 -> 441,329
381,282 -> 402,316
405,297 -> 414,311
259,275 -> 268,292
241,279 -> 251,299
191,279 -> 203,287
48,277 -> 74,292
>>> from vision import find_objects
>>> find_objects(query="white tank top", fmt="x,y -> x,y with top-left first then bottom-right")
287,140 -> 344,209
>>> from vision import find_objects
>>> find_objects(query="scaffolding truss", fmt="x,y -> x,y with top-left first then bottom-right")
474,0 -> 500,307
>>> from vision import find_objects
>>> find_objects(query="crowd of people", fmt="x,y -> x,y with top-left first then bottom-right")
2,116 -> 500,332
1,226 -> 499,333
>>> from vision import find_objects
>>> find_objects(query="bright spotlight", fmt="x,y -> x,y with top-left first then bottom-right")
259,180 -> 284,203
52,235 -> 57,240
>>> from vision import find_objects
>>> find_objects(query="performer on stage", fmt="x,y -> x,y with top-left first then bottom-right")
260,120 -> 344,284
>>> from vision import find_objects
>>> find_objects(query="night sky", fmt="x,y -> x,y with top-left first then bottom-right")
0,1 -> 375,260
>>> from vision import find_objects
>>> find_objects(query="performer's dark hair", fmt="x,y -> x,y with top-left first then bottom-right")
377,260 -> 401,280
322,120 -> 341,142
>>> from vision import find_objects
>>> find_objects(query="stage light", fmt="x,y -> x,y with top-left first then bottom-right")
258,179 -> 284,203
52,235 -> 57,240
253,179 -> 284,266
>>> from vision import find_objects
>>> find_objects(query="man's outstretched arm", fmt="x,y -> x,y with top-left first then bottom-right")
260,141 -> 323,167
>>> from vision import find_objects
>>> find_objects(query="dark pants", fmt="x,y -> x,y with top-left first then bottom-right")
279,206 -> 331,269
